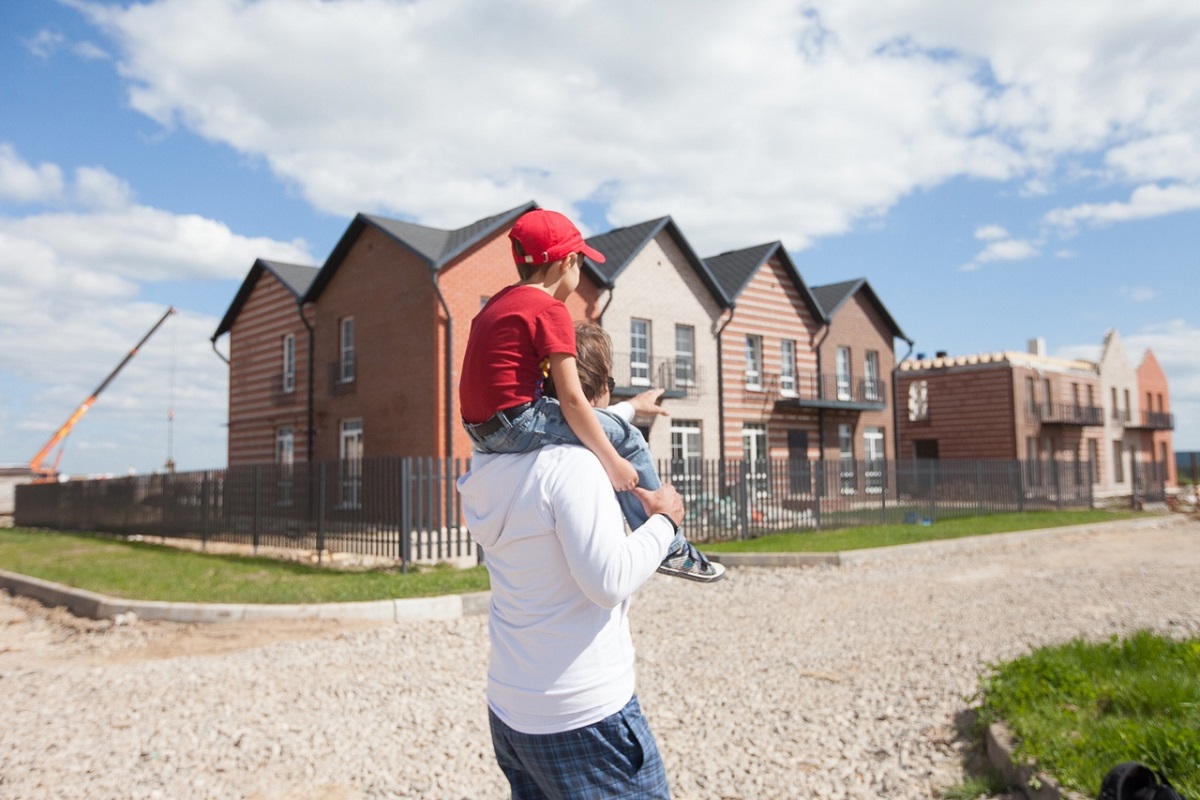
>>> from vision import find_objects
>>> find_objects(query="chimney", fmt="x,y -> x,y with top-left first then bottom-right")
1027,337 -> 1046,357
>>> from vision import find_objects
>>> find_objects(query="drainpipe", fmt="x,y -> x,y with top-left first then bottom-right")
893,337 -> 915,462
300,304 -> 316,464
432,272 -> 454,462
596,286 -> 614,324
812,323 -> 831,464
714,307 -> 736,461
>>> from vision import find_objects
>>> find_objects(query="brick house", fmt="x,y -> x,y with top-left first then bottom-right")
1134,349 -> 1176,487
212,259 -> 318,466
582,217 -> 729,465
810,279 -> 910,494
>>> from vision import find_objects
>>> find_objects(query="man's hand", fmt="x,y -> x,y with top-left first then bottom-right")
627,388 -> 669,419
633,484 -> 685,527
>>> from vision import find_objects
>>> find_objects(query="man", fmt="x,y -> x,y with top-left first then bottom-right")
457,323 -> 680,799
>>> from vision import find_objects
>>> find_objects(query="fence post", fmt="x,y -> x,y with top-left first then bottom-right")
976,462 -> 984,516
316,462 -> 326,563
880,461 -> 887,525
401,458 -> 412,573
1016,462 -> 1025,512
813,460 -> 822,529
252,465 -> 261,554
1052,459 -> 1062,509
737,463 -> 749,541
927,461 -> 936,521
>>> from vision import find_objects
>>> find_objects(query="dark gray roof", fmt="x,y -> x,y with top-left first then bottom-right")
304,201 -> 537,302
704,242 -> 825,323
583,217 -> 730,305
213,259 -> 318,340
810,277 -> 910,342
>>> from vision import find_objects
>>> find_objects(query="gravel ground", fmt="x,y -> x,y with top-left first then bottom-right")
1,516 -> 1198,800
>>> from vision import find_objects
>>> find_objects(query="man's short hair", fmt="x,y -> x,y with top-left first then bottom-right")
574,322 -> 612,403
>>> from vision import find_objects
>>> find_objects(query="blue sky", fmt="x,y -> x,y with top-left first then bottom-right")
1,0 -> 1198,476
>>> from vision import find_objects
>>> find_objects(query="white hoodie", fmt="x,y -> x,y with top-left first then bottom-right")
457,441 -> 674,734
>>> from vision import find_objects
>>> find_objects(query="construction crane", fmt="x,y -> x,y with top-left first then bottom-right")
30,307 -> 177,483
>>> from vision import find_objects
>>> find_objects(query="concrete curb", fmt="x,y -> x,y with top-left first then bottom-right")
0,569 -> 490,624
2,515 -> 1187,623
707,514 -> 1189,569
986,722 -> 1089,800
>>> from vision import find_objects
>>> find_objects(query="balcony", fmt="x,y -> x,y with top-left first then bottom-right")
610,352 -> 702,399
1128,410 -> 1175,430
329,362 -> 356,396
1027,402 -> 1103,426
771,372 -> 888,412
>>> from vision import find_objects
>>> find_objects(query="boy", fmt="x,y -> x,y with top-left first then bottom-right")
459,208 -> 723,583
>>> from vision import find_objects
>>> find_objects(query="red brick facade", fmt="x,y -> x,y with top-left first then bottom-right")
1136,350 -> 1176,486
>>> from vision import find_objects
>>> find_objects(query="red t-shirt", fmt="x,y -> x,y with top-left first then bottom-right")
459,285 -> 577,423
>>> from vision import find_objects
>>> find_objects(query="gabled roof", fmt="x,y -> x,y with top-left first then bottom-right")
704,242 -> 825,323
811,277 -> 910,343
212,259 -> 318,340
583,216 -> 730,305
303,201 -> 537,303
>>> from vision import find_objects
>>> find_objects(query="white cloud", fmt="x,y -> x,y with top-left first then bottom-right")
1045,183 -> 1200,231
0,144 -> 64,203
959,229 -> 1039,271
974,225 -> 1009,241
23,29 -> 65,58
1120,286 -> 1156,303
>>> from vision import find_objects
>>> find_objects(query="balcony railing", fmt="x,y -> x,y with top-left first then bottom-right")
769,371 -> 888,410
611,352 -> 703,398
1027,402 -> 1103,426
1130,410 -> 1175,430
329,362 -> 356,396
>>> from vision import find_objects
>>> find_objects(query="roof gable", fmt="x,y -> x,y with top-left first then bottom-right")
705,242 -> 825,323
583,216 -> 730,305
811,277 -> 909,342
212,259 -> 318,340
303,201 -> 537,302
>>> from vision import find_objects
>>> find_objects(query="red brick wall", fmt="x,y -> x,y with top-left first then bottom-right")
896,366 -> 1018,460
227,272 -> 310,466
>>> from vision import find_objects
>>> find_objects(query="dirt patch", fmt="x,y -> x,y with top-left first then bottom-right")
0,591 -> 385,668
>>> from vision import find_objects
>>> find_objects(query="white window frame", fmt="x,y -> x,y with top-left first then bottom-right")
275,426 -> 295,506
864,350 -> 880,402
863,426 -> 884,494
630,318 -> 651,386
339,317 -> 356,383
282,333 -> 296,393
780,339 -> 797,397
742,423 -> 768,497
836,346 -> 851,401
674,324 -> 695,387
670,420 -> 703,499
340,419 -> 364,509
745,335 -> 763,389
838,423 -> 855,494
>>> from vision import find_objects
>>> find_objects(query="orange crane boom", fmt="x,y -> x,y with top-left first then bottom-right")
30,307 -> 177,481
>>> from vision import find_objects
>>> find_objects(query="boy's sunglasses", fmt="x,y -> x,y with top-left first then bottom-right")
606,377 -> 616,393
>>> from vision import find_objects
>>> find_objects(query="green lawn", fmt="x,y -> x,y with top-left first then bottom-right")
977,631 -> 1200,798
0,528 -> 490,604
702,509 -> 1140,553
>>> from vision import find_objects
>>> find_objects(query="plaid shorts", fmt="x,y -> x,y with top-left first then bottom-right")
488,695 -> 671,800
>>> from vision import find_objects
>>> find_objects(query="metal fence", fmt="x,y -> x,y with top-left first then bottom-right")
16,456 -> 1103,558
15,457 -> 473,569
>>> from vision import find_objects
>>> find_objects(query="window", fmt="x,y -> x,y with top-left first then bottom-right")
780,339 -> 797,396
1088,439 -> 1100,483
1026,377 -> 1038,418
282,334 -> 296,393
745,335 -> 763,389
275,427 -> 295,506
1156,393 -> 1164,413
1043,378 -> 1053,408
786,429 -> 811,493
340,419 -> 363,508
1072,383 -> 1081,412
907,380 -> 928,421
864,351 -> 880,401
1026,436 -> 1041,485
836,347 -> 851,401
742,423 -> 768,496
1110,387 -> 1119,421
864,426 -> 885,493
339,317 -> 356,383
838,423 -> 855,494
674,325 -> 695,386
670,420 -> 703,498
1112,440 -> 1125,484
630,319 -> 651,386
1123,389 -> 1131,422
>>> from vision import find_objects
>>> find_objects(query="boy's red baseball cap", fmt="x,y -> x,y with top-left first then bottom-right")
509,208 -> 606,265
